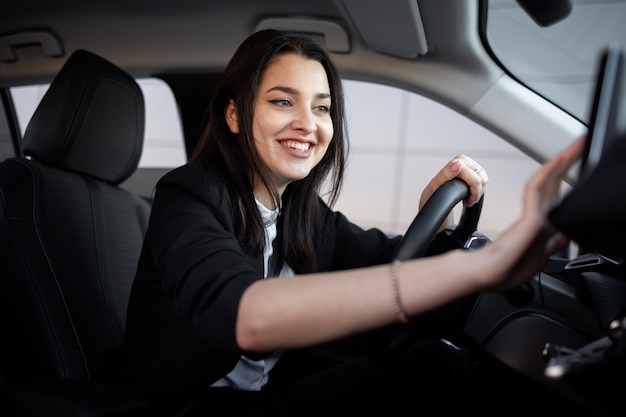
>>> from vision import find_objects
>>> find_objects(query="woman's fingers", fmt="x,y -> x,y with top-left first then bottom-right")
524,137 -> 585,214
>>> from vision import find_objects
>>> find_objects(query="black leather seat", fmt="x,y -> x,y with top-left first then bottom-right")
0,49 -> 157,416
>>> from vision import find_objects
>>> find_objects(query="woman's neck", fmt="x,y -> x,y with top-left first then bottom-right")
254,183 -> 285,211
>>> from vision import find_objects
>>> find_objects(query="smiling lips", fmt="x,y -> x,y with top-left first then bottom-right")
280,140 -> 311,152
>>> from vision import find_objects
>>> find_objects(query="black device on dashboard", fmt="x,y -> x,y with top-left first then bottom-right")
542,43 -> 626,383
578,42 -> 625,182
547,43 -> 626,260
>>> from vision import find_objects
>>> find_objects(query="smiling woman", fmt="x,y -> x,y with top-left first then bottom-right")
223,53 -> 334,205
104,28 -> 584,417
3,2 -> 625,417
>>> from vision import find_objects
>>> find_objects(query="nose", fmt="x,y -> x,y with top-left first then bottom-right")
291,107 -> 317,133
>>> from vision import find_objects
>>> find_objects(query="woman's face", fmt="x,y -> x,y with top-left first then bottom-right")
227,53 -> 334,200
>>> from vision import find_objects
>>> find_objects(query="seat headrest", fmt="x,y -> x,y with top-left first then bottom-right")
22,49 -> 145,185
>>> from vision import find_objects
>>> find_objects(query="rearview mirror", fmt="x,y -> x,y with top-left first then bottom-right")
516,0 -> 572,27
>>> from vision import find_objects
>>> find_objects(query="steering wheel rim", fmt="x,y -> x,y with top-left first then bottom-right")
392,178 -> 483,261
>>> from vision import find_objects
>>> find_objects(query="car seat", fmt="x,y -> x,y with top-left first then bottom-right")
0,49 -> 158,416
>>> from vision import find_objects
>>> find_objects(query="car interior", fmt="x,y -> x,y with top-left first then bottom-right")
1,1 -> 626,416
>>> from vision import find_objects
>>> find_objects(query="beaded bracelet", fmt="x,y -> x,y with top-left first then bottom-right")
390,260 -> 409,324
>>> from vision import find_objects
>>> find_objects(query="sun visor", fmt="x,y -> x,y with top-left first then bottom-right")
548,134 -> 626,259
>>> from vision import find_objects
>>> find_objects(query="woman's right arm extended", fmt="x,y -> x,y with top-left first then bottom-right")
236,137 -> 585,353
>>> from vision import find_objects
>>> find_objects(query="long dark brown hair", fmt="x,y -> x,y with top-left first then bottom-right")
190,29 -> 348,268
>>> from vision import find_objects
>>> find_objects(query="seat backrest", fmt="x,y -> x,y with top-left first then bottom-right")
0,49 -> 151,384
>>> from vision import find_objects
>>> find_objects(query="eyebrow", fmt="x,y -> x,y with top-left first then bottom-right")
266,85 -> 331,100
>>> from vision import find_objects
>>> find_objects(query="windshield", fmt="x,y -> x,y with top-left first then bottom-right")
486,0 -> 626,124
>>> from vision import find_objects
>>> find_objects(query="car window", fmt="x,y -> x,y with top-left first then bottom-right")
0,97 -> 16,161
487,0 -> 626,124
136,79 -> 187,168
338,79 -> 542,239
10,76 -> 545,240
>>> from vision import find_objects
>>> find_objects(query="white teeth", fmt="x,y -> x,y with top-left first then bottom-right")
282,140 -> 310,151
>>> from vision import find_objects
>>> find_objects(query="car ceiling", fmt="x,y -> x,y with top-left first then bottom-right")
0,1 -> 495,103
0,0 -> 584,167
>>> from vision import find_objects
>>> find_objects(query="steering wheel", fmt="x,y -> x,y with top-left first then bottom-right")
368,179 -> 484,361
392,178 -> 483,261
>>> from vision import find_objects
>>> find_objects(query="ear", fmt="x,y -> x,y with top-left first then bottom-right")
225,99 -> 239,134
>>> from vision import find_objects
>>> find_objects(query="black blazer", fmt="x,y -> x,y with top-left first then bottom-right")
112,160 -> 400,409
